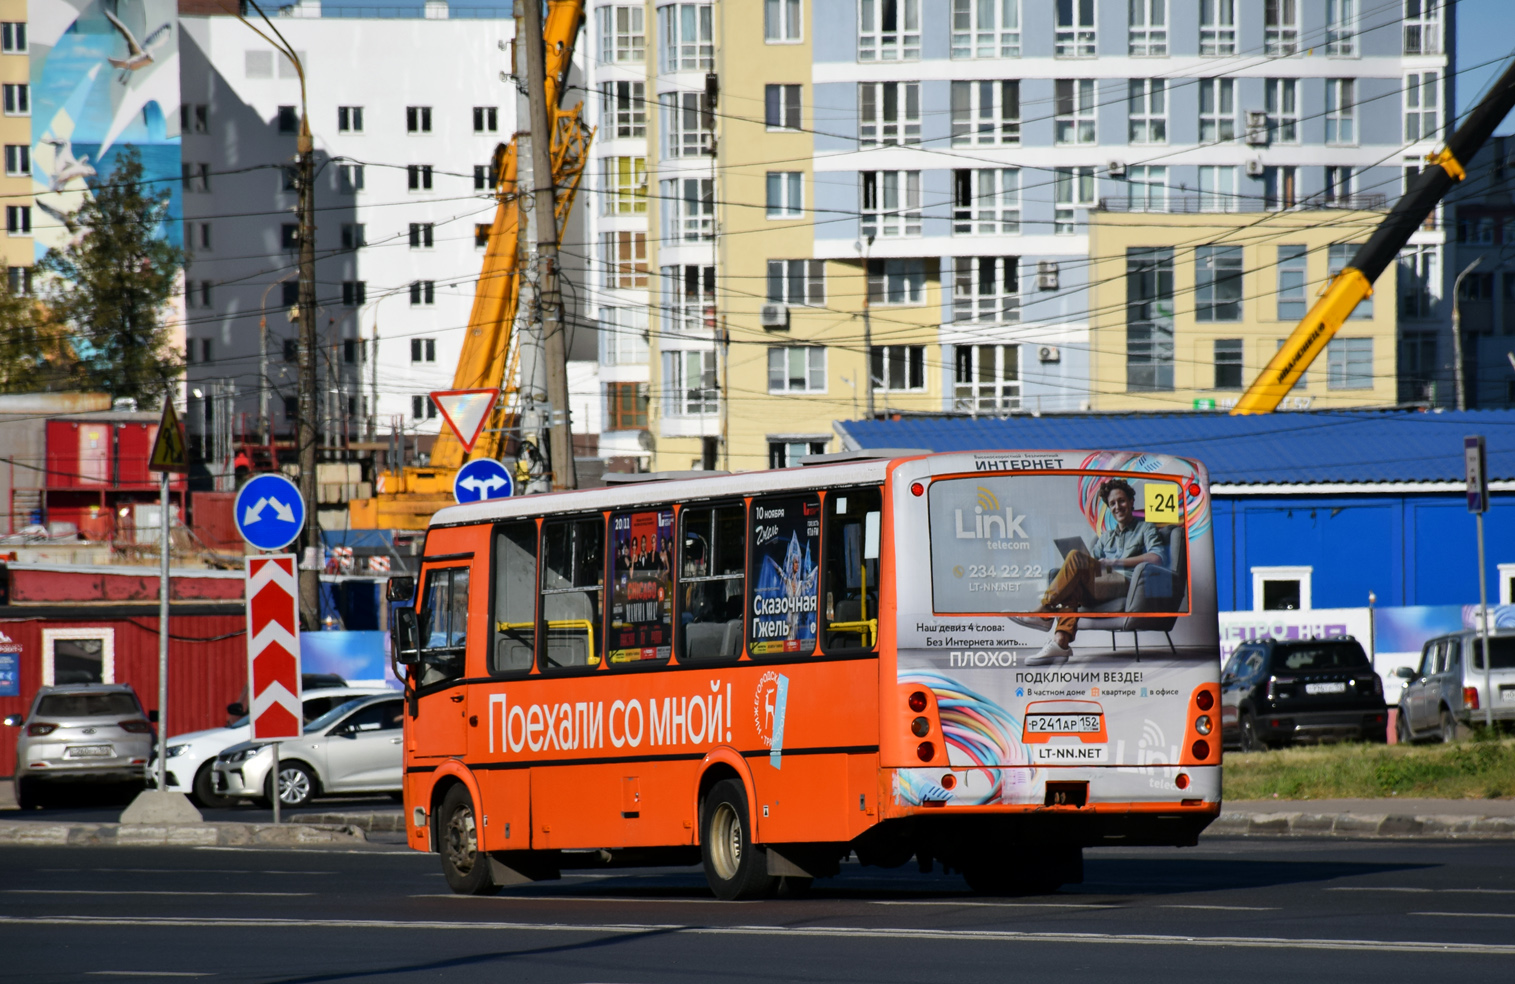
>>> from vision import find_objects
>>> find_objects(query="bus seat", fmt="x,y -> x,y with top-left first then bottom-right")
544,592 -> 596,667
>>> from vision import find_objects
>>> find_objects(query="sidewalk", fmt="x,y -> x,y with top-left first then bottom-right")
1212,797 -> 1515,839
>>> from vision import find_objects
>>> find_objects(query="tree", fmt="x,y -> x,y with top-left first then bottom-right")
0,284 -> 79,393
39,147 -> 184,409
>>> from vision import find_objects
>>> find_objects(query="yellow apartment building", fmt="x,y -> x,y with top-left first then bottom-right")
0,0 -> 29,294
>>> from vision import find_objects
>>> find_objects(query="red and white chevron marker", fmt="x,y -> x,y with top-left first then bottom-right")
246,555 -> 302,740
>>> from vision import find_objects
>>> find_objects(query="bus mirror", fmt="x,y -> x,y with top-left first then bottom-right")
392,607 -> 421,665
863,511 -> 880,560
386,576 -> 416,603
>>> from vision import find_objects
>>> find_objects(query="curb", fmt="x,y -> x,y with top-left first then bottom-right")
1208,813 -> 1515,839
0,821 -> 369,847
297,812 -> 406,832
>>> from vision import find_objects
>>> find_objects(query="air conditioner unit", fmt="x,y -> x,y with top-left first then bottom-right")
759,303 -> 789,328
1245,111 -> 1269,146
1108,161 -> 1127,178
1245,159 -> 1265,177
1036,261 -> 1060,291
1038,346 -> 1061,364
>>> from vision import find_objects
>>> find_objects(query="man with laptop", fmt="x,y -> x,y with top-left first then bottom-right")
1029,478 -> 1164,666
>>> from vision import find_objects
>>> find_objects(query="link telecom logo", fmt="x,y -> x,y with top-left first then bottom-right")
246,555 -> 302,740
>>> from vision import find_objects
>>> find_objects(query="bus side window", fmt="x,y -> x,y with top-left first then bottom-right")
491,521 -> 537,675
678,504 -> 745,662
747,494 -> 820,659
417,566 -> 469,686
541,517 -> 605,671
822,487 -> 882,652
607,507 -> 675,665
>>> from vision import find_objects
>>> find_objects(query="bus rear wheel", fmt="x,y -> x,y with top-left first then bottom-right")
438,785 -> 501,896
700,779 -> 776,901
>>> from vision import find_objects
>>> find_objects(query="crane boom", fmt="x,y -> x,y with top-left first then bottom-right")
1233,55 -> 1515,414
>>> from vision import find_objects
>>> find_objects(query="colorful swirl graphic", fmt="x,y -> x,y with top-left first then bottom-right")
898,671 -> 1035,806
1076,451 -> 1212,539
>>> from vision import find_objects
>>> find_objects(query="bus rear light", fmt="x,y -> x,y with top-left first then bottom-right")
1195,690 -> 1214,711
910,716 -> 930,738
908,691 -> 928,712
1194,715 -> 1212,736
1181,799 -> 1203,807
1464,687 -> 1479,710
910,482 -> 924,497
940,773 -> 956,790
1175,772 -> 1190,790
1190,739 -> 1211,761
1187,482 -> 1201,496
916,741 -> 935,762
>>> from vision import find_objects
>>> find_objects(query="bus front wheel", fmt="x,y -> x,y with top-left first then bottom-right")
700,779 -> 777,901
438,785 -> 502,896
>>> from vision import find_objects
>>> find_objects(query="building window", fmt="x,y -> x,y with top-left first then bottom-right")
662,90 -> 713,158
766,84 -> 802,131
953,256 -> 1020,324
1324,166 -> 1354,206
1054,0 -> 1095,57
339,164 -> 365,193
473,164 -> 495,191
412,395 -> 438,420
1127,165 -> 1167,212
1404,0 -> 1440,55
1199,78 -> 1234,142
597,4 -> 646,63
665,350 -> 719,415
341,223 -> 365,249
1053,166 -> 1094,234
472,106 -> 498,133
1130,0 -> 1166,56
1264,79 -> 1298,143
1264,0 -> 1298,55
663,264 -> 717,332
475,223 -> 490,248
337,106 -> 363,132
606,157 -> 648,214
1265,165 -> 1298,210
1326,0 -> 1357,55
280,224 -> 299,250
1213,339 -> 1244,389
1,22 -> 26,53
1277,245 -> 1308,320
1399,330 -> 1437,402
859,81 -> 920,148
662,177 -> 713,241
277,105 -> 298,133
607,382 -> 650,430
1198,166 -> 1237,213
1325,79 -> 1355,145
3,144 -> 27,176
660,3 -> 714,72
600,308 -> 650,367
283,282 -> 300,307
8,266 -> 32,295
1195,246 -> 1243,321
953,168 -> 1020,235
1126,247 -> 1175,392
181,104 -> 208,134
1128,79 -> 1166,144
1398,245 -> 1438,319
950,80 -> 1019,147
342,281 -> 367,306
768,346 -> 826,393
1200,0 -> 1235,55
1054,79 -> 1095,144
41,628 -> 115,687
860,170 -> 921,238
409,223 -> 434,249
410,281 -> 436,306
410,338 -> 437,363
1405,72 -> 1439,142
1327,337 -> 1372,389
181,162 -> 211,193
3,83 -> 29,116
872,345 -> 925,391
767,259 -> 825,306
406,106 -> 432,133
602,231 -> 649,290
769,440 -> 827,468
1328,244 -> 1371,318
5,205 -> 29,235
765,0 -> 802,42
407,164 -> 434,191
951,0 -> 1019,58
601,80 -> 646,138
280,165 -> 299,192
188,282 -> 213,310
954,344 -> 1019,412
858,0 -> 920,62
866,259 -> 925,305
1252,566 -> 1312,611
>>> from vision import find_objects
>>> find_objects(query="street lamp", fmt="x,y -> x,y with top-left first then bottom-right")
1452,256 -> 1483,411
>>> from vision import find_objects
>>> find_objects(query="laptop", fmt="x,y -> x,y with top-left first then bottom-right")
1054,536 -> 1090,559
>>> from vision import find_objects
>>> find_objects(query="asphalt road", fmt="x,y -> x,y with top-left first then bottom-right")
3,837 -> 1515,983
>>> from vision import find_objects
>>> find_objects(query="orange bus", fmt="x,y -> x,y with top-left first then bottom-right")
391,449 -> 1221,899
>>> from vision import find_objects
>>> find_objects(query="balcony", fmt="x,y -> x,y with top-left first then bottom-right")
1097,193 -> 1387,214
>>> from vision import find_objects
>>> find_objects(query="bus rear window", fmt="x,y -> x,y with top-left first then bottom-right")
927,473 -> 1189,617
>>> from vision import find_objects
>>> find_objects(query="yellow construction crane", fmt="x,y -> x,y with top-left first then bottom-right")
350,1 -> 592,529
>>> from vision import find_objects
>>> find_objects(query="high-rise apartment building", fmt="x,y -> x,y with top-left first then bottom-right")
0,0 -> 28,300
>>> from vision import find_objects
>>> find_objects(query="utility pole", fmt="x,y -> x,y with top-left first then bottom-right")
1452,256 -> 1482,412
521,0 -> 577,490
861,235 -> 876,418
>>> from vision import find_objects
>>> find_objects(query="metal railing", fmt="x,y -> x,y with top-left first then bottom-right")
1097,193 -> 1387,214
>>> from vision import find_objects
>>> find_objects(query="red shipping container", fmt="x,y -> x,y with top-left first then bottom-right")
115,422 -> 155,486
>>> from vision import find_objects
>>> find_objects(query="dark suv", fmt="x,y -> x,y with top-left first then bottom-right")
1221,637 -> 1388,750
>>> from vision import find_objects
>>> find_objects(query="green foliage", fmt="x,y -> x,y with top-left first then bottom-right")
38,147 -> 184,409
0,283 -> 78,392
1224,737 -> 1515,801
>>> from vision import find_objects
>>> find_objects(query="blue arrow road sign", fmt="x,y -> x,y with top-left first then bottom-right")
234,473 -> 307,551
454,458 -> 514,504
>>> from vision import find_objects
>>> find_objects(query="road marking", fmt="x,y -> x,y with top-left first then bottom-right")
36,869 -> 335,876
4,890 -> 312,898
1413,911 -> 1515,919
4,915 -> 1514,955
868,900 -> 1122,909
1159,905 -> 1280,912
1328,887 -> 1515,895
86,974 -> 211,978
411,895 -> 763,905
192,847 -> 418,856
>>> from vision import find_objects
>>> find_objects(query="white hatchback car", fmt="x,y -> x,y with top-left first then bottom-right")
151,686 -> 393,807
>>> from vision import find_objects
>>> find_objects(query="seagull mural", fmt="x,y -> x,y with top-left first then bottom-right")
103,9 -> 171,81
41,137 -> 96,193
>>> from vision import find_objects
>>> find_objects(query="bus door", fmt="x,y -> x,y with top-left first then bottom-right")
411,564 -> 471,758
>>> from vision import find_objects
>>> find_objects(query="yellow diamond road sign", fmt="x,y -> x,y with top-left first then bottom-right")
148,400 -> 188,473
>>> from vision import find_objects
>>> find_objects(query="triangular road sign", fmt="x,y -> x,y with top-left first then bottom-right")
148,400 -> 188,472
432,389 -> 498,453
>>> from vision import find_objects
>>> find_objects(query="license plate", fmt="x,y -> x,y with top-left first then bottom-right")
1026,714 -> 1103,734
63,745 -> 113,758
1305,682 -> 1346,695
1501,687 -> 1515,704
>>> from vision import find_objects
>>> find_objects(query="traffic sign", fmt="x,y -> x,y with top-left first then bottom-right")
432,389 -> 498,453
245,554 -> 302,741
453,457 -> 514,504
235,473 -> 306,551
1465,435 -> 1488,514
147,401 -> 188,472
